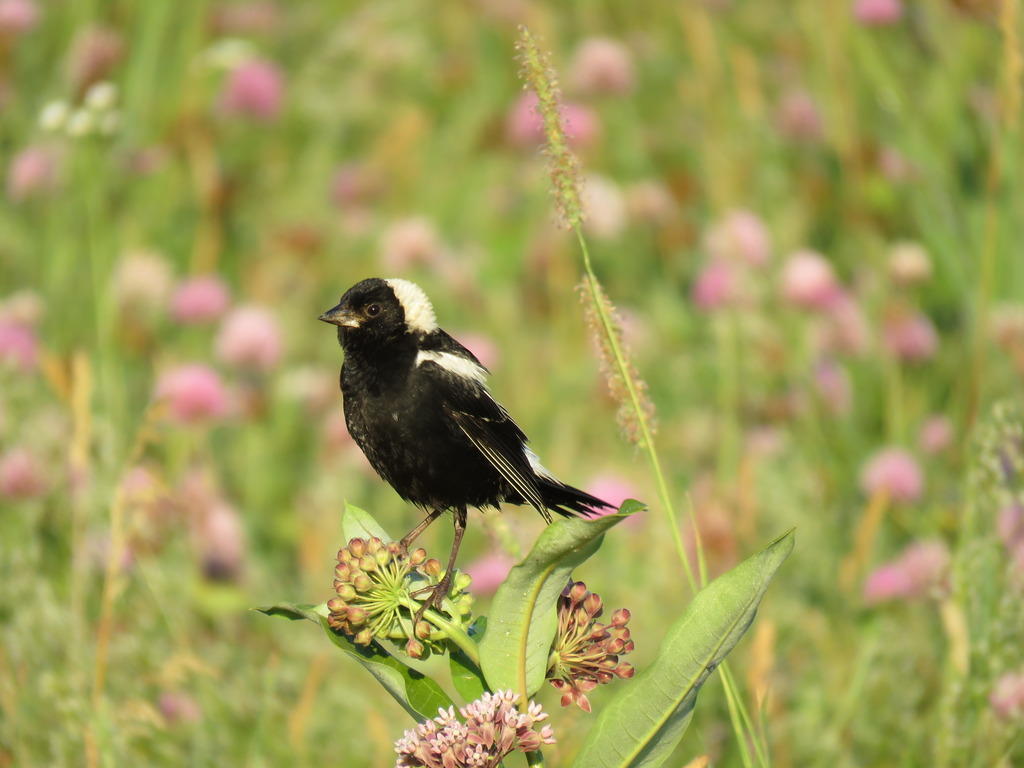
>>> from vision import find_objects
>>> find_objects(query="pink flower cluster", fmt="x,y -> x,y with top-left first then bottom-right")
394,690 -> 554,768
156,364 -> 230,424
692,209 -> 771,311
215,305 -> 282,371
863,539 -> 949,603
220,58 -> 285,121
990,670 -> 1024,721
0,448 -> 46,500
506,91 -> 598,150
0,320 -> 38,370
171,276 -> 230,324
860,447 -> 924,503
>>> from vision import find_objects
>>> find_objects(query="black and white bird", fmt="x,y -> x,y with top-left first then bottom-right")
320,277 -> 613,609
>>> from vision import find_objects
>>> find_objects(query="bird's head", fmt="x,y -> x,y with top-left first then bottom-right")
320,277 -> 438,348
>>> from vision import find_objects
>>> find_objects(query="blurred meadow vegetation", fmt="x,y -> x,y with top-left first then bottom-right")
1,0 -> 1023,766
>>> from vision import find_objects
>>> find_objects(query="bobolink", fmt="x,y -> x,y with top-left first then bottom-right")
320,277 -> 612,610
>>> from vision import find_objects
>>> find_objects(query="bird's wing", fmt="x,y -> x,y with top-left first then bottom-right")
415,333 -> 550,521
448,399 -> 550,522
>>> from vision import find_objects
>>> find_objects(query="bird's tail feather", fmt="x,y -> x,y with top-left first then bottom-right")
538,478 -> 615,518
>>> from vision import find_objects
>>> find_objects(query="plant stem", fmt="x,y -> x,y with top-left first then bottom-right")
573,226 -> 771,767
573,227 -> 697,591
406,601 -> 481,668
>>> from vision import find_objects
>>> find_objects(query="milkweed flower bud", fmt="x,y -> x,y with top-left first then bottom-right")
394,690 -> 555,767
546,581 -> 635,712
327,536 -> 473,655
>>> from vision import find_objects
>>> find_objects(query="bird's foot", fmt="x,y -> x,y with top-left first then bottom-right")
411,570 -> 453,625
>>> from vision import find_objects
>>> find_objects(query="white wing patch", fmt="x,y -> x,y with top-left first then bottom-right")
524,447 -> 558,482
386,278 -> 438,333
416,350 -> 487,384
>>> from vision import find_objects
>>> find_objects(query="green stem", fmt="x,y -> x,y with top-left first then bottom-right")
573,227 -> 697,591
525,749 -> 545,766
573,226 -> 770,767
403,601 -> 480,668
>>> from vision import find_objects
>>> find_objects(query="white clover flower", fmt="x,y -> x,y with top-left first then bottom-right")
66,109 -> 95,137
38,100 -> 69,132
84,81 -> 118,111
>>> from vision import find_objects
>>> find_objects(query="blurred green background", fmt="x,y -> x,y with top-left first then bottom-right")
1,0 -> 1023,765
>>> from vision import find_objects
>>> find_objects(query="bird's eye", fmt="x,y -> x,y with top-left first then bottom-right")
366,303 -> 382,317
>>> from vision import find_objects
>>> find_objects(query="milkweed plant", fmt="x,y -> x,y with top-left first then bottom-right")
261,28 -> 793,768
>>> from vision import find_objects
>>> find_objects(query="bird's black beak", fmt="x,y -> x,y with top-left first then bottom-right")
319,303 -> 360,328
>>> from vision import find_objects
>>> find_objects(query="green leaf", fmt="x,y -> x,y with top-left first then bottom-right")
450,617 -> 488,703
478,513 -> 628,698
343,502 -> 393,542
257,601 -> 453,721
618,498 -> 647,516
570,530 -> 794,768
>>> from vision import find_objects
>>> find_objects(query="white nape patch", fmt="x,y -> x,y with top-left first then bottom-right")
524,447 -> 558,482
386,278 -> 438,333
416,350 -> 488,384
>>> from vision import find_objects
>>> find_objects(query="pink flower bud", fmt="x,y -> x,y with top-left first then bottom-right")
997,505 -> 1024,552
215,305 -> 283,371
170,276 -> 230,324
882,310 -> 938,361
777,89 -> 823,142
853,0 -> 903,26
7,145 -> 58,201
0,448 -> 46,499
67,25 -> 123,92
863,539 -> 948,603
918,415 -> 953,455
780,250 -> 841,310
0,0 -> 39,36
155,364 -> 230,424
195,499 -> 246,582
705,209 -> 771,267
158,691 -> 202,725
220,58 -> 284,121
814,359 -> 852,416
505,91 -> 598,150
692,260 -> 739,311
568,37 -> 634,95
0,321 -> 38,371
860,447 -> 924,503
990,671 -> 1024,720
